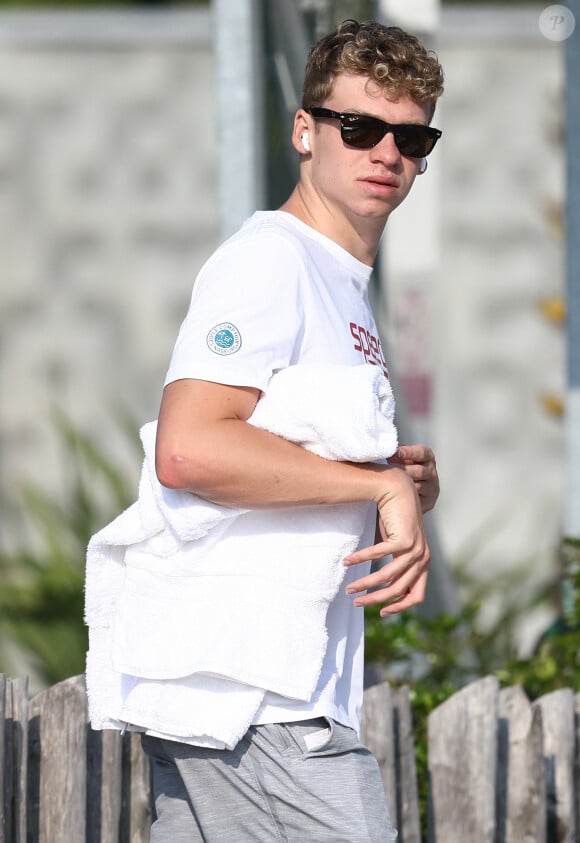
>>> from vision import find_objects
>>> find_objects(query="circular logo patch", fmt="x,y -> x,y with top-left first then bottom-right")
206,322 -> 242,355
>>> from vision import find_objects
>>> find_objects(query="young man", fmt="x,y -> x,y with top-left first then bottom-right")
141,18 -> 442,842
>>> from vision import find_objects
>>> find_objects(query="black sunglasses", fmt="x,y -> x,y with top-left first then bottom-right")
306,107 -> 442,157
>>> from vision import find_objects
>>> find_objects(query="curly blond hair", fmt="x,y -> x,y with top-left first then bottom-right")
302,19 -> 444,116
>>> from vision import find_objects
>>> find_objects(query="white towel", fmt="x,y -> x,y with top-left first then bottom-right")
85,363 -> 397,746
250,362 -> 397,461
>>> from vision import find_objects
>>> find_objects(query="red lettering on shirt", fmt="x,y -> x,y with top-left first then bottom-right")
349,321 -> 389,377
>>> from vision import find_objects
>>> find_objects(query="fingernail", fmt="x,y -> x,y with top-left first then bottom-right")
345,587 -> 355,595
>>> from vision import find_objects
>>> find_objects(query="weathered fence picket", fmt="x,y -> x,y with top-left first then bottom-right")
427,675 -> 499,843
3,678 -> 28,843
497,684 -> 545,843
28,674 -> 87,842
393,686 -> 421,843
86,726 -> 123,843
535,689 -> 577,843
0,675 -> 5,843
360,681 -> 421,843
576,694 -> 580,843
362,681 -> 397,821
0,673 -> 578,842
119,732 -> 152,843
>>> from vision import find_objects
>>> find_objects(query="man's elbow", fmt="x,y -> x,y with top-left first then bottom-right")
155,447 -> 208,492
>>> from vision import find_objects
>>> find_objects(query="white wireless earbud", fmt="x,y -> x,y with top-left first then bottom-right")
418,157 -> 428,174
300,132 -> 311,153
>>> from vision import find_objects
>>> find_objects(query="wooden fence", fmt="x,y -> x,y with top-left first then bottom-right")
1,673 -> 579,842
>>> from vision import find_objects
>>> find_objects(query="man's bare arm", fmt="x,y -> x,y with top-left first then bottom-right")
156,378 -> 430,612
157,378 -> 404,508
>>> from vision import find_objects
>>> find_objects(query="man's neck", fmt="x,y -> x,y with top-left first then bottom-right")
279,185 -> 387,266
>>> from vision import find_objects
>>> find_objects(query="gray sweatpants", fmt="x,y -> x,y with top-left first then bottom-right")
142,717 -> 397,842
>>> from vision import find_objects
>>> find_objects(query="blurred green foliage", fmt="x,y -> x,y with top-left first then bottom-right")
0,411 -> 140,684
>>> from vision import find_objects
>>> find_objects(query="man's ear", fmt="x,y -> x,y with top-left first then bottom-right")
291,110 -> 312,155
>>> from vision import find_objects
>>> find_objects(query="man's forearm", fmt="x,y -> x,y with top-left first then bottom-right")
156,415 -> 402,510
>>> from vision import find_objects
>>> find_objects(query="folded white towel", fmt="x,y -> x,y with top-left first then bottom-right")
85,363 -> 397,746
250,362 -> 397,461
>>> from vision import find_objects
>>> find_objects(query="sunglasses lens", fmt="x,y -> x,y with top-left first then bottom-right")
341,116 -> 385,149
393,126 -> 433,157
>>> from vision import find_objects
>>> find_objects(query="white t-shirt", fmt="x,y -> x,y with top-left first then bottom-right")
163,210 -> 389,737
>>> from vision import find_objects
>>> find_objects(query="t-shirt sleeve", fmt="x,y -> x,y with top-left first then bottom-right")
164,232 -> 305,392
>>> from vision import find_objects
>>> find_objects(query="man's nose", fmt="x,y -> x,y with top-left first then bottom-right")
369,130 -> 401,164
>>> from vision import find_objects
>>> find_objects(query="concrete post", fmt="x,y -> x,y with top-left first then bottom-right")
214,0 -> 266,240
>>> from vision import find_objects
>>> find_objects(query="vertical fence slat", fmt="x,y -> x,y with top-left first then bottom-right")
535,688 -> 576,843
427,675 -> 498,843
28,674 -> 88,842
87,727 -> 123,843
0,676 -> 6,843
497,685 -> 546,843
5,678 -> 28,843
575,693 -> 580,842
362,681 -> 397,826
119,732 -> 152,843
393,686 -> 421,843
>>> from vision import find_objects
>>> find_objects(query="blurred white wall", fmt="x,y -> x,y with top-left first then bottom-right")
0,9 -> 218,548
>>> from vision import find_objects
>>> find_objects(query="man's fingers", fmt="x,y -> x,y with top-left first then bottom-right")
345,551 -> 429,595
390,453 -> 439,513
346,562 -> 429,609
399,463 -> 431,483
379,571 -> 429,615
345,509 -> 428,567
392,444 -> 434,465
344,541 -> 392,565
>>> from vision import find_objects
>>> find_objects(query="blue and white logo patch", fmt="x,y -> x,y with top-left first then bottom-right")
206,322 -> 242,355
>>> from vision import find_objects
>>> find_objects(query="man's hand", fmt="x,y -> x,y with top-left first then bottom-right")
343,468 -> 430,617
388,444 -> 440,513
